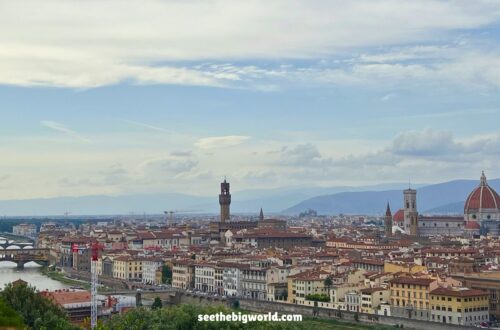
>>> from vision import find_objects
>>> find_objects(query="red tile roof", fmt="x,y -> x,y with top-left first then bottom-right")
41,290 -> 91,305
431,287 -> 488,297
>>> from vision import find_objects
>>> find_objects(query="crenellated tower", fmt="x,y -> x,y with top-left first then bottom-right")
219,178 -> 231,222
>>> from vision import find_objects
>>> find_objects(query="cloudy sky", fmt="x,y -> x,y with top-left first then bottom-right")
1,0 -> 500,200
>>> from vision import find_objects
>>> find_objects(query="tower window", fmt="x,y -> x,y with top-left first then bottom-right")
406,202 -> 410,208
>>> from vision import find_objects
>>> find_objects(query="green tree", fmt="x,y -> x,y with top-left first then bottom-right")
0,282 -> 79,330
151,297 -> 163,310
105,304 -> 304,329
162,265 -> 172,284
0,298 -> 24,329
324,276 -> 333,299
305,293 -> 330,302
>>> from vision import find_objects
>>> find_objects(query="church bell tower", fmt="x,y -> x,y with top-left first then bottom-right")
385,202 -> 392,237
403,188 -> 419,236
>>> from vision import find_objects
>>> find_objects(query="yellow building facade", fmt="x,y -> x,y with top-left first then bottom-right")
430,287 -> 489,326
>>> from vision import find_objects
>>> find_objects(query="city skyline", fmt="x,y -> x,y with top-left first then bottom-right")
1,0 -> 500,200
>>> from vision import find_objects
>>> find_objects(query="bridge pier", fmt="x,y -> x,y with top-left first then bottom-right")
16,261 -> 25,269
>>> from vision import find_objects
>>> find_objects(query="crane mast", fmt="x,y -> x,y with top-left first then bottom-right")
90,242 -> 100,329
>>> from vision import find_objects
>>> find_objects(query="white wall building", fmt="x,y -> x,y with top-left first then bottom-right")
222,266 -> 242,297
195,264 -> 216,293
142,259 -> 164,285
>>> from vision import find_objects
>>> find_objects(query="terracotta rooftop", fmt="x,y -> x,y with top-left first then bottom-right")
360,287 -> 387,294
41,290 -> 91,306
390,277 -> 436,286
431,287 -> 488,297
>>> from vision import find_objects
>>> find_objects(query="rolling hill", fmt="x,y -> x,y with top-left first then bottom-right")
282,179 -> 500,216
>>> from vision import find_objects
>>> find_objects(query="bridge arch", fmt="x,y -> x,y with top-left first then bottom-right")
23,245 -> 34,249
6,245 -> 21,250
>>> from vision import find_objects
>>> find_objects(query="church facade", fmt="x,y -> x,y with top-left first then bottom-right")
385,172 -> 500,237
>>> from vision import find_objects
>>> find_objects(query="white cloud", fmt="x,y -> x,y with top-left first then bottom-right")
381,93 -> 397,101
125,120 -> 170,133
391,128 -> 458,156
1,0 -> 500,88
170,151 -> 192,158
277,144 -> 325,166
141,155 -> 198,177
195,136 -> 250,149
40,120 -> 91,143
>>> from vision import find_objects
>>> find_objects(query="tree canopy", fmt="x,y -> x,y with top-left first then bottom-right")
0,282 -> 79,330
105,304 -> 304,330
162,265 -> 172,284
151,297 -> 163,310
0,298 -> 24,329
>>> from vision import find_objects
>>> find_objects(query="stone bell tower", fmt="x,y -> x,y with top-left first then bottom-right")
219,178 -> 231,222
385,202 -> 393,237
403,188 -> 419,236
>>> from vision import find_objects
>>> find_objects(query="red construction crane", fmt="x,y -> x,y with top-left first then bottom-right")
90,242 -> 103,329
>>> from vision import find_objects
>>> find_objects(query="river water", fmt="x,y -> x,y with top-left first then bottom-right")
0,235 -> 70,291
0,261 -> 70,291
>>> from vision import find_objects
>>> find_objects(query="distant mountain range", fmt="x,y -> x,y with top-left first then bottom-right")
0,179 -> 497,216
283,179 -> 500,216
0,182 -> 425,216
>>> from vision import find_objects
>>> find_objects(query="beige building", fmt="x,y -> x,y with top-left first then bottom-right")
430,287 -> 489,326
172,259 -> 195,290
287,270 -> 329,305
113,256 -> 143,281
360,287 -> 390,314
389,276 -> 438,320
106,231 -> 123,242
266,266 -> 290,301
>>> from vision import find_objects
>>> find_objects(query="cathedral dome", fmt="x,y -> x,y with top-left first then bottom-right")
464,171 -> 500,213
393,209 -> 404,223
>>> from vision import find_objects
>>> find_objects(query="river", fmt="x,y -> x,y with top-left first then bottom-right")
0,261 -> 70,291
0,234 -> 70,291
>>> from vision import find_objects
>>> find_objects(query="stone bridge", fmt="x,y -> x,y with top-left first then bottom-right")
0,242 -> 34,249
0,248 -> 49,269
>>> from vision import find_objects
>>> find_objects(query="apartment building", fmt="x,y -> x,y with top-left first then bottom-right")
287,270 -> 329,305
195,263 -> 216,293
222,264 -> 243,297
113,256 -> 143,281
266,266 -> 290,301
430,287 -> 489,326
142,258 -> 164,285
172,259 -> 195,290
360,287 -> 390,314
241,267 -> 267,300
389,277 -> 438,320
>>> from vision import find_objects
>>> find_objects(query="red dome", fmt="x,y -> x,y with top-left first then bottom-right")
465,221 -> 480,230
464,172 -> 500,212
393,209 -> 404,223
